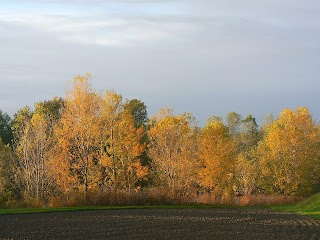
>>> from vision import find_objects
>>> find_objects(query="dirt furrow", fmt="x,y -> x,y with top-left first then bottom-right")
0,208 -> 319,240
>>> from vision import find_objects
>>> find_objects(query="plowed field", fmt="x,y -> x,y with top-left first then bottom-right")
0,208 -> 319,239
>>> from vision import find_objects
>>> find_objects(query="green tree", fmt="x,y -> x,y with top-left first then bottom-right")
34,97 -> 64,122
12,106 -> 33,149
0,139 -> 20,206
227,112 -> 241,137
226,113 -> 260,196
123,99 -> 150,167
123,99 -> 148,128
0,110 -> 12,146
239,115 -> 259,154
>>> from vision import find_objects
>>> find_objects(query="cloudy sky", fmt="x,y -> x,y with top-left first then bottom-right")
0,0 -> 319,125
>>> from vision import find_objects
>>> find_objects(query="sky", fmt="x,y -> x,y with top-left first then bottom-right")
0,0 -> 320,125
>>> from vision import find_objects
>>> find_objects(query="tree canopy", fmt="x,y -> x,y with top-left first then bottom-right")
0,74 -> 319,207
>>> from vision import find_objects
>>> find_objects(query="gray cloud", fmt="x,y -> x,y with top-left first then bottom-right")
1,0 -> 320,125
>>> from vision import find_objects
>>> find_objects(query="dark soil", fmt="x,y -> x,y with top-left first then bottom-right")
0,208 -> 319,240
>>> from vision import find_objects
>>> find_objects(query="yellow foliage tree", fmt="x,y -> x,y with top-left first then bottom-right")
99,90 -> 123,192
198,118 -> 237,201
54,74 -> 101,200
148,109 -> 199,195
234,151 -> 260,196
12,98 -> 63,204
258,107 -> 320,196
112,109 -> 147,193
99,91 -> 147,193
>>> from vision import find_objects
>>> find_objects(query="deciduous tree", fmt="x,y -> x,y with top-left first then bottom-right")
12,100 -> 62,204
0,139 -> 20,205
0,110 -> 12,146
198,118 -> 237,202
227,112 -> 241,137
99,92 -> 148,193
258,107 -> 320,196
148,110 -> 199,195
54,74 -> 101,200
239,115 -> 259,155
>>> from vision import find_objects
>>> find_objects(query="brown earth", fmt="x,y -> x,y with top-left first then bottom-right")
0,208 -> 319,240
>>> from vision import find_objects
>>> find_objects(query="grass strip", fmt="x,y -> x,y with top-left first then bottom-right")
0,205 -> 215,215
1,193 -> 319,219
268,192 -> 320,220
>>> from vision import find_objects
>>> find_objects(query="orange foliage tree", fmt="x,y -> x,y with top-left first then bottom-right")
53,76 -> 148,201
5,73 -> 320,207
53,74 -> 102,200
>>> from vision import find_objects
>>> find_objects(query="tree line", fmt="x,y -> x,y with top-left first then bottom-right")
0,74 -> 319,206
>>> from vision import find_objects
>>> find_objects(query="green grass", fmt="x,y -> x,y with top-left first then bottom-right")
0,206 -> 116,215
1,193 -> 319,219
268,192 -> 320,219
0,205 -> 214,215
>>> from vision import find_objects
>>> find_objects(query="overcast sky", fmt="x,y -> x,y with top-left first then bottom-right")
1,0 -> 320,125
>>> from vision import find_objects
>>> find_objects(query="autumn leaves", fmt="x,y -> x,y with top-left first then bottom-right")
148,110 -> 199,196
258,108 -> 320,196
1,74 -> 319,206
54,74 -> 148,199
